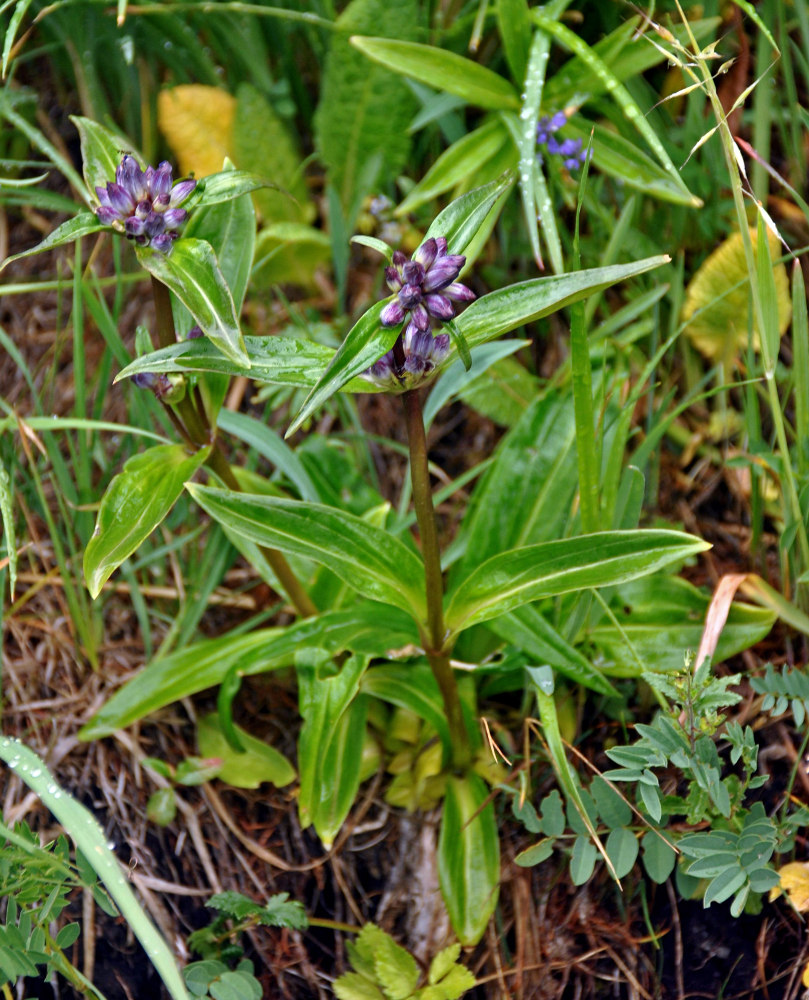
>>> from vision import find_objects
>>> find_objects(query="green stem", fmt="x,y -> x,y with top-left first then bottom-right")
149,276 -> 317,619
402,387 -> 471,772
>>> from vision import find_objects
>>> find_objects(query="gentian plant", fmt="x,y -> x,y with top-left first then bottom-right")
6,117 -> 721,953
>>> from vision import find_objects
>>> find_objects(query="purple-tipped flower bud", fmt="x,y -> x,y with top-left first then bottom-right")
412,237 -> 438,270
381,300 -> 406,326
187,325 -> 204,339
363,232 -> 475,391
94,154 -> 196,252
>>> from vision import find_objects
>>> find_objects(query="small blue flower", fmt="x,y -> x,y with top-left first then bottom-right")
536,111 -> 590,171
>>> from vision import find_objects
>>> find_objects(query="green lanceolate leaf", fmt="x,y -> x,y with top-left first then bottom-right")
394,118 -> 510,216
187,485 -> 427,621
297,655 -> 369,847
0,459 -> 17,598
424,172 -> 515,257
489,605 -> 617,697
0,213 -> 106,270
438,773 -> 500,945
115,335 -> 340,387
497,0 -> 533,84
71,115 -> 139,196
350,37 -> 520,110
286,302 -> 398,436
444,529 -> 710,634
194,168 -> 283,210
454,255 -> 670,352
135,238 -> 248,366
361,661 -> 452,759
79,607 -> 419,740
0,739 -> 191,1000
84,444 -> 210,599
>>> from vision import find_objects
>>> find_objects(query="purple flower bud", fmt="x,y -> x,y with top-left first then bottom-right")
432,333 -> 450,361
411,303 -> 430,331
557,138 -> 581,157
124,216 -> 146,237
381,300 -> 406,326
443,282 -> 475,303
402,260 -> 425,285
398,283 -> 422,309
187,325 -> 204,339
392,250 -> 407,267
422,255 -> 465,292
106,183 -> 136,215
404,353 -> 427,375
169,179 -> 196,207
424,293 -> 455,321
152,162 -> 173,199
550,110 -> 567,130
162,208 -> 187,228
434,237 -> 448,255
384,265 -> 403,292
96,206 -> 119,225
547,136 -> 562,155
150,233 -> 176,253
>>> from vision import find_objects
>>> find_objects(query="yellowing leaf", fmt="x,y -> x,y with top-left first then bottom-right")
770,861 -> 809,911
157,85 -> 235,178
682,227 -> 791,361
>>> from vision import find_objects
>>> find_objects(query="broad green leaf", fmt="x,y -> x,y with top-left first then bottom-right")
79,607 -> 418,739
187,485 -> 427,621
489,605 -> 616,697
297,655 -> 368,846
454,255 -> 671,352
317,0 -> 420,211
361,662 -> 451,760
562,118 -> 699,207
135,238 -> 247,366
0,212 -> 105,270
423,172 -> 515,257
591,575 -> 775,677
196,713 -> 295,789
497,0 -> 532,84
438,773 -> 500,945
195,168 -> 281,208
0,739 -> 191,1000
116,334 -> 341,389
514,839 -> 555,867
394,118 -> 510,216
453,393 -> 578,582
446,530 -> 709,634
217,409 -> 318,502
84,444 -> 210,599
71,115 -> 138,196
350,37 -> 520,111
605,827 -> 639,880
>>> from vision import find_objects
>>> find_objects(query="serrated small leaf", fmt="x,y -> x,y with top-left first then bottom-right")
373,933 -> 419,999
428,944 -> 461,985
334,972 -> 386,1000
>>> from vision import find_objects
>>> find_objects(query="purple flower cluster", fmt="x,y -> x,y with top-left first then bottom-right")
364,237 -> 474,390
95,155 -> 196,253
536,111 -> 589,170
